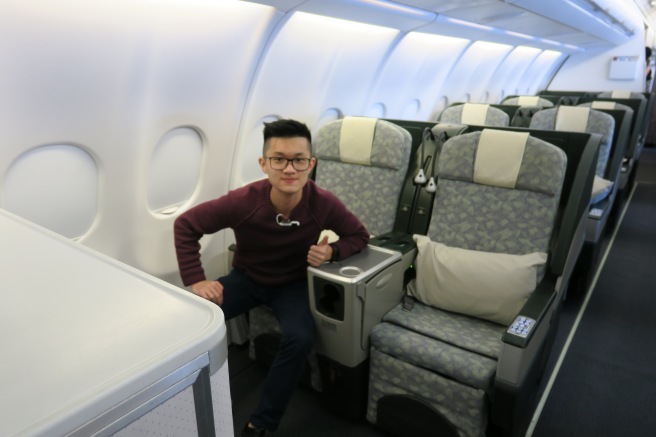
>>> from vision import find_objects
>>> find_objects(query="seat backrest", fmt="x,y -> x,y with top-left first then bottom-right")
598,90 -> 646,100
581,94 -> 647,160
578,101 -> 635,158
510,106 -> 543,127
313,116 -> 412,236
379,119 -> 468,238
502,95 -> 554,108
529,106 -> 614,179
439,103 -> 509,127
426,129 -> 566,269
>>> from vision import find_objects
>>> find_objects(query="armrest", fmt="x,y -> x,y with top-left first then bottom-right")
588,195 -> 612,220
370,231 -> 417,255
502,273 -> 557,348
496,272 -> 560,387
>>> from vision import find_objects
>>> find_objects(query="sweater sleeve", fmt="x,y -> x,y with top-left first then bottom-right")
173,195 -> 234,286
311,185 -> 370,261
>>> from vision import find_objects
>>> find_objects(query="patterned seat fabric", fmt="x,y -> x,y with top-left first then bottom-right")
439,103 -> 509,127
577,101 -> 634,120
530,107 -> 615,178
313,118 -> 412,236
367,130 -> 567,437
597,91 -> 646,100
248,117 -> 412,391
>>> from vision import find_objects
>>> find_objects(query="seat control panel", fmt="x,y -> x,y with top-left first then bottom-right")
507,316 -> 536,338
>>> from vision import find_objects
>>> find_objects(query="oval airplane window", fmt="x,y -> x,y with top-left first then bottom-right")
147,127 -> 203,215
3,144 -> 97,239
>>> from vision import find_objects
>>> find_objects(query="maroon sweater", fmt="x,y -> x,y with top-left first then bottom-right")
174,179 -> 370,287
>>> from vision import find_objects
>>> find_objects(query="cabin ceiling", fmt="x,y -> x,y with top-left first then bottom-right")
389,0 -> 638,49
249,0 -> 644,52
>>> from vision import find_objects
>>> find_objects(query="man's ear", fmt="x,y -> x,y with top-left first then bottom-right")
258,156 -> 267,173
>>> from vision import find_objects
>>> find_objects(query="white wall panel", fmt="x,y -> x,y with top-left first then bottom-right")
434,41 -> 514,110
520,50 -> 567,95
232,11 -> 400,188
548,33 -> 647,92
366,32 -> 470,122
0,0 -> 280,286
486,46 -> 543,103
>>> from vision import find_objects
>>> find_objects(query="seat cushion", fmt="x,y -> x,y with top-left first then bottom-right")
367,347 -> 488,437
370,320 -> 498,390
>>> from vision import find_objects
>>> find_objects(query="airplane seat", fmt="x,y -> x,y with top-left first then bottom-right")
529,106 -> 619,294
556,95 -> 579,105
376,119 -> 470,241
248,116 -> 413,393
530,106 -> 615,198
592,91 -> 648,187
501,95 -> 554,108
438,103 -> 509,127
366,129 -> 568,437
597,90 -> 646,100
510,106 -> 542,127
577,101 -> 635,201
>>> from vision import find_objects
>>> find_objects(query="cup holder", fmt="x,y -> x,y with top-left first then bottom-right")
339,266 -> 363,277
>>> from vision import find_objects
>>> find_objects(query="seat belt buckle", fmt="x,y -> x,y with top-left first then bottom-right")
402,294 -> 415,311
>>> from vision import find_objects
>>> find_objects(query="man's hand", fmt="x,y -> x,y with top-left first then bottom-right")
191,280 -> 223,305
308,235 -> 333,267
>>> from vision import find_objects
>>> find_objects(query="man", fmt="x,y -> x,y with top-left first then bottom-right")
174,119 -> 370,436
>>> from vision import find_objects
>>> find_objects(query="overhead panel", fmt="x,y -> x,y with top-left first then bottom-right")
386,0 -> 632,48
246,0 -> 637,51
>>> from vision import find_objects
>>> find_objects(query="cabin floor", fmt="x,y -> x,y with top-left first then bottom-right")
227,147 -> 656,437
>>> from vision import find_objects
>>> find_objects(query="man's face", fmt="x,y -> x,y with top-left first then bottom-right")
259,136 -> 315,196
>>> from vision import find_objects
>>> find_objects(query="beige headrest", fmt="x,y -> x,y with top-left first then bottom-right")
461,103 -> 489,125
611,90 -> 632,99
339,116 -> 377,166
556,106 -> 590,132
591,101 -> 617,110
474,129 -> 529,189
517,96 -> 540,106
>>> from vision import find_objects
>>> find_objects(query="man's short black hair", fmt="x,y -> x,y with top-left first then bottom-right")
263,119 -> 312,155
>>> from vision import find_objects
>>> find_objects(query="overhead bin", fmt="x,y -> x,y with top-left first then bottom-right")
506,0 -> 634,45
247,0 -> 437,31
245,0 -> 634,52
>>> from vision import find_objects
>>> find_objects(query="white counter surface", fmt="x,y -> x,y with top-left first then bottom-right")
0,210 -> 227,436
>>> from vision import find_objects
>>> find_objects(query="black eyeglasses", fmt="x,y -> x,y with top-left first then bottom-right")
267,157 -> 313,171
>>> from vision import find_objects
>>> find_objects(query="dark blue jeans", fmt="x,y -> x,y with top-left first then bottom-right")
219,268 -> 314,431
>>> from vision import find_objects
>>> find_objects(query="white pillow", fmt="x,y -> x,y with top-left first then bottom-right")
412,235 -> 548,325
590,175 -> 613,205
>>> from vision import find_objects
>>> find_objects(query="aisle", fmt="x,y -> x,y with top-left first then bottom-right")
529,155 -> 656,436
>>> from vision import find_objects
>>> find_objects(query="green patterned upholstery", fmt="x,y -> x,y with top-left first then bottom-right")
430,131 -> 565,261
367,130 -> 567,437
530,107 -> 614,178
439,103 -> 509,127
502,95 -> 554,108
313,118 -> 412,236
598,91 -> 646,100
368,348 -> 489,437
